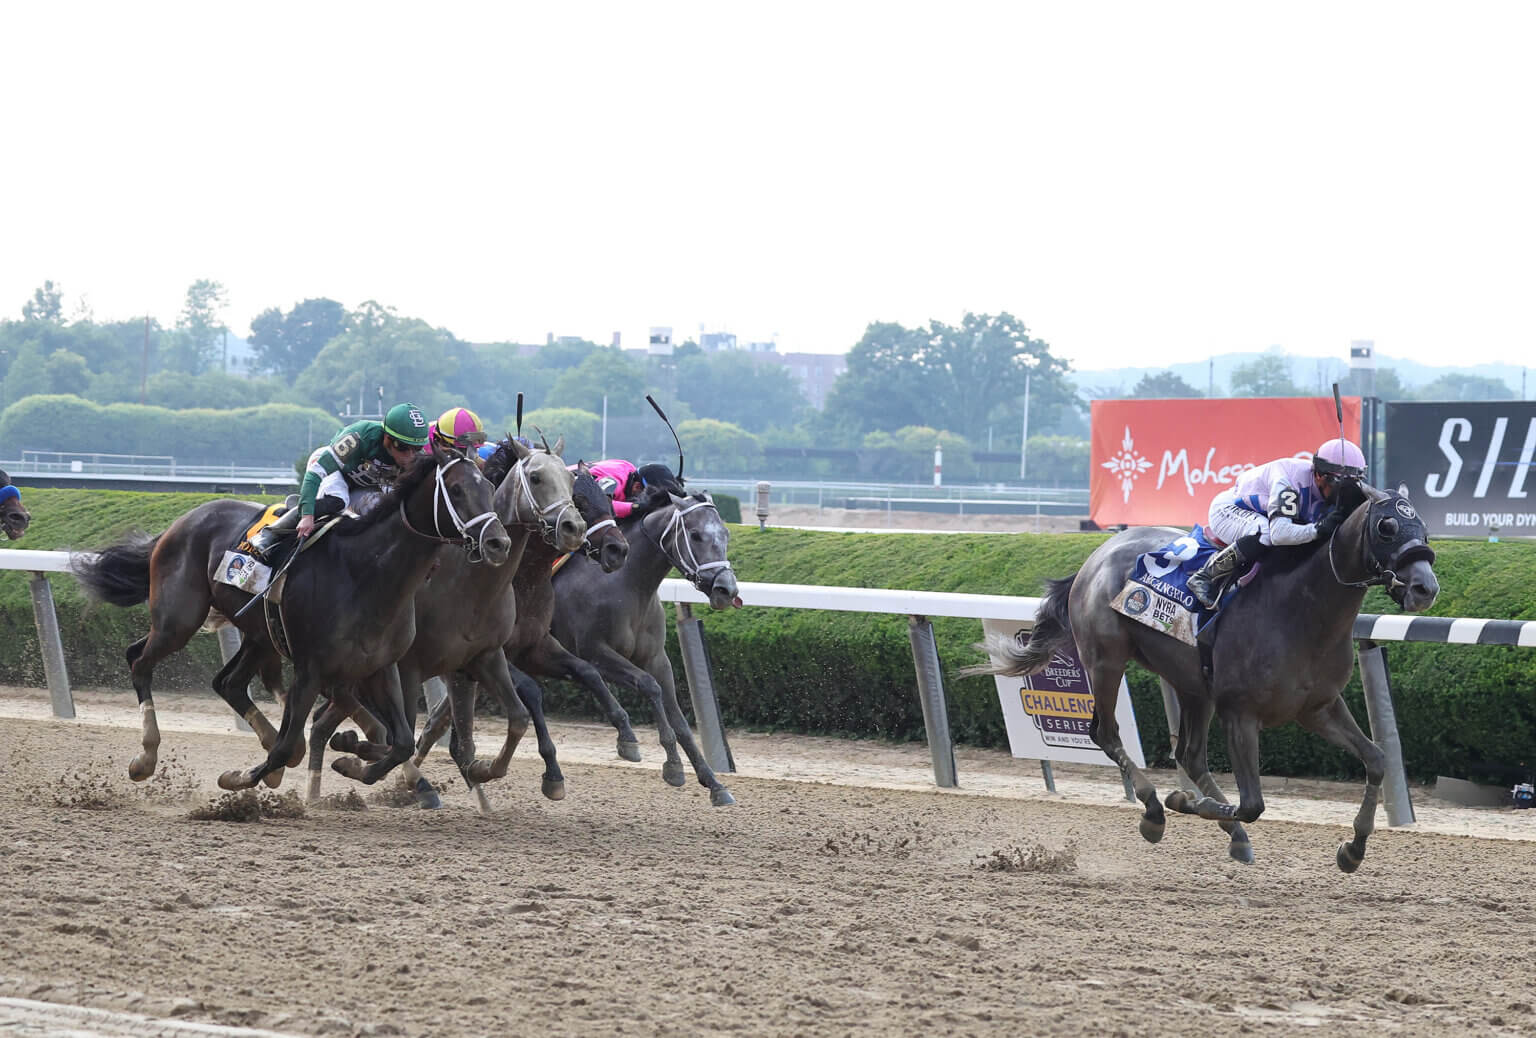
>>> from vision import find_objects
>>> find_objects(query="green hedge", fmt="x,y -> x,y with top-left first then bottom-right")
0,488 -> 283,689
6,487 -> 1536,783
0,395 -> 340,466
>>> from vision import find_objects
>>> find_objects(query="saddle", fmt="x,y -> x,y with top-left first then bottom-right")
1110,526 -> 1259,649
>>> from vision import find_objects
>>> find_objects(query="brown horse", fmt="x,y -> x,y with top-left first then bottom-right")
72,441 -> 511,787
0,470 -> 29,540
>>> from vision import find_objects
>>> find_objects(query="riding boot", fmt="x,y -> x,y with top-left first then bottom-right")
1187,541 -> 1247,609
249,507 -> 304,563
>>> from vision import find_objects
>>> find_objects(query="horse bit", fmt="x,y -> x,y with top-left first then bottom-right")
400,454 -> 502,562
647,497 -> 733,592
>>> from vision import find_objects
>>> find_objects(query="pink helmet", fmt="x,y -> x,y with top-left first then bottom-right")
1313,438 -> 1366,479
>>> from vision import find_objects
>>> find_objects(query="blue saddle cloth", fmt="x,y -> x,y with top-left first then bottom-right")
1127,526 -> 1230,633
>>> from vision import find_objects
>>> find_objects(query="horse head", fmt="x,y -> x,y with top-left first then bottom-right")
572,460 -> 629,572
0,470 -> 28,540
1332,481 -> 1438,612
406,439 -> 512,565
496,436 -> 587,553
648,490 -> 741,610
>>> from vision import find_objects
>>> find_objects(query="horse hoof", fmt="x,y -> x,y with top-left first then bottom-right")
542,777 -> 566,801
710,787 -> 737,807
1336,841 -> 1364,874
285,738 -> 307,770
618,739 -> 642,763
414,777 -> 443,810
127,754 -> 156,782
329,731 -> 360,754
217,770 -> 250,791
262,768 -> 284,789
1229,838 -> 1255,865
662,761 -> 687,787
468,761 -> 494,785
331,757 -> 365,782
1138,815 -> 1166,844
1165,789 -> 1194,814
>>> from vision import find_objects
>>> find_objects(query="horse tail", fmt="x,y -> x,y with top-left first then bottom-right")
71,531 -> 160,607
961,574 -> 1077,678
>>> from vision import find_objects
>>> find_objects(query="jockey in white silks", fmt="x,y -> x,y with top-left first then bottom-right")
1186,438 -> 1366,608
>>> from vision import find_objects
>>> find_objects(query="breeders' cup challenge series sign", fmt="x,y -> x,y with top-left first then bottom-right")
1385,401 -> 1536,537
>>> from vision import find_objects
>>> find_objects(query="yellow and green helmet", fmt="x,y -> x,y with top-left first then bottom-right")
383,403 -> 430,446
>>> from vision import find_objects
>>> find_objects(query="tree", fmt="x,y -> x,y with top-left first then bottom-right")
293,301 -> 458,415
516,407 -> 602,460
676,351 -> 807,433
1415,373 -> 1515,402
167,279 -> 229,374
144,370 -> 273,410
1338,367 -> 1409,402
861,425 -> 976,481
21,281 -> 63,322
43,349 -> 91,396
248,298 -> 347,383
674,418 -> 761,476
1229,352 -> 1303,397
1130,371 -> 1203,398
1,342 -> 49,405
826,313 -> 1076,445
546,348 -> 647,416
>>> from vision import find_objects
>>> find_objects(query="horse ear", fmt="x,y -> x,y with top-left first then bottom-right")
1397,482 -> 1410,499
551,435 -> 565,458
576,459 -> 591,474
511,437 -> 532,461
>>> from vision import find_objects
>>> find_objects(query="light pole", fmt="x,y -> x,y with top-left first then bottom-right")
1018,370 -> 1031,481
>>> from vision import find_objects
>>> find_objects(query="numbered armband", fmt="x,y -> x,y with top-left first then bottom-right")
1268,485 -> 1301,521
329,430 -> 364,467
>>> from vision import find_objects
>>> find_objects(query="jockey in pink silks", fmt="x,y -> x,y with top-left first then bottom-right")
1186,438 -> 1366,608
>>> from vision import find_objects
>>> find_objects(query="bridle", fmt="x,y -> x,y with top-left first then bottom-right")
399,454 -> 502,562
508,453 -> 579,548
1327,497 -> 1435,596
578,516 -> 618,561
643,495 -> 734,593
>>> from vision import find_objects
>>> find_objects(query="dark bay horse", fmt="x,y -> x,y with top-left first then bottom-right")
969,482 -> 1438,872
304,438 -> 587,809
72,442 -> 511,788
549,489 -> 742,807
0,470 -> 29,540
411,457 -> 633,802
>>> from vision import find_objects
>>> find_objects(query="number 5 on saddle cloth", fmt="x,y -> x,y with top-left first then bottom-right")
1110,526 -> 1255,649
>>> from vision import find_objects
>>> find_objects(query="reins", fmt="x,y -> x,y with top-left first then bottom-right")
1327,503 -> 1432,596
509,454 -> 579,548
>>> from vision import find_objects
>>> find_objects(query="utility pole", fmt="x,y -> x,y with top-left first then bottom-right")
1018,371 -> 1031,481
141,316 -> 149,404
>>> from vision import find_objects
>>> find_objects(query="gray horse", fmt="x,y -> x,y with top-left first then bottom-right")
550,489 -> 742,807
968,482 -> 1438,871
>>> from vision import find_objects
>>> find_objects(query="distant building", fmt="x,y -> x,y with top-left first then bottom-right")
699,332 -> 738,353
777,352 -> 847,409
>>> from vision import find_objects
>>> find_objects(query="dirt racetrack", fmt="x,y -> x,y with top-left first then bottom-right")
3,687 -> 1536,1038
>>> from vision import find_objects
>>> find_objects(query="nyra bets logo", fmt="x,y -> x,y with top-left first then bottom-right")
1100,427 -> 1152,503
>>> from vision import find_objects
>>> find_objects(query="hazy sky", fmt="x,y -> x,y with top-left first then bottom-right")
3,2 -> 1532,371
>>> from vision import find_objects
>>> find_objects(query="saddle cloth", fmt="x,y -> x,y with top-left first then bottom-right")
1110,526 -> 1228,647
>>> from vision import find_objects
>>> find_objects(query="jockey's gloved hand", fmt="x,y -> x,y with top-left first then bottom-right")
1314,503 -> 1349,541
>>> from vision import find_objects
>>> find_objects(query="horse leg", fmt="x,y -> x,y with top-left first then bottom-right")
590,647 -> 688,787
220,670 -> 323,791
1163,693 -> 1253,864
1084,659 -> 1163,842
1297,695 -> 1385,873
643,649 -> 734,807
1221,712 -> 1266,826
460,652 -> 533,786
506,661 -> 565,801
331,666 -> 416,788
305,698 -> 353,802
254,651 -> 303,768
125,592 -> 210,782
210,640 -> 285,788
521,636 -> 642,762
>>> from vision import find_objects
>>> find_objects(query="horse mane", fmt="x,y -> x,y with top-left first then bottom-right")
0,469 -> 10,488
330,452 -> 440,537
571,466 -> 611,522
481,437 -> 519,487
